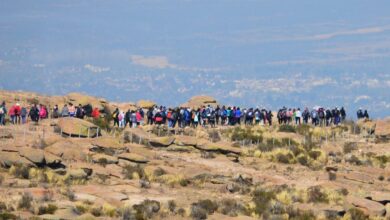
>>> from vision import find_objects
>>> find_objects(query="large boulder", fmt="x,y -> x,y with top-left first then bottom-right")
18,147 -> 45,165
118,153 -> 149,163
347,196 -> 386,216
66,92 -> 106,109
375,118 -> 390,142
149,136 -> 175,147
137,100 -> 156,109
57,117 -> 101,138
0,151 -> 35,168
45,140 -> 87,161
181,95 -> 218,109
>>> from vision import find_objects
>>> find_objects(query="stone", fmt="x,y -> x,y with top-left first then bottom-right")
386,203 -> 390,218
347,196 -> 386,216
118,153 -> 149,163
148,136 -> 175,147
367,191 -> 390,203
181,95 -> 218,109
74,193 -> 99,203
18,147 -> 45,165
90,137 -> 127,155
195,141 -> 241,155
91,154 -> 118,164
174,135 -> 198,146
0,151 -> 35,168
375,118 -> 390,142
342,171 -> 374,184
137,100 -> 156,109
57,117 -> 100,138
45,141 -> 87,161
67,169 -> 91,179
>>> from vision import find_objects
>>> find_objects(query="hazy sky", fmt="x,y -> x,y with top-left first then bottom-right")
1,0 -> 390,117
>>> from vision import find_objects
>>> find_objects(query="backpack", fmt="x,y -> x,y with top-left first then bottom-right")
21,108 -> 27,117
167,111 -> 172,119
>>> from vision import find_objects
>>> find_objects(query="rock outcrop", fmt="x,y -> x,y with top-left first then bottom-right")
57,117 -> 101,138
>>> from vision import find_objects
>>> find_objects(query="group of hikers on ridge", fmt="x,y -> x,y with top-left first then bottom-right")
0,100 -> 370,129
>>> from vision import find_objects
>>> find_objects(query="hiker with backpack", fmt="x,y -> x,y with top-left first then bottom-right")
21,105 -> 28,124
61,104 -> 69,117
340,107 -> 346,122
363,110 -> 369,119
29,104 -> 40,122
0,102 -> 6,125
295,108 -> 302,125
112,108 -> 119,127
302,108 -> 310,124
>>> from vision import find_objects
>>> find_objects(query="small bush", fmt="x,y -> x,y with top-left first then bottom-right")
97,158 -> 109,167
276,152 -> 294,164
345,208 -> 368,220
287,207 -> 316,220
153,167 -> 167,177
0,212 -> 18,220
307,186 -> 329,204
297,154 -> 309,166
345,154 -> 362,166
343,142 -> 357,154
90,206 -> 103,217
10,164 -> 30,179
74,204 -> 88,215
18,193 -> 33,210
219,199 -> 248,217
64,187 -> 75,201
177,208 -> 186,217
122,164 -> 145,180
252,188 -> 275,216
279,124 -> 296,133
38,204 -> 58,215
191,204 -> 208,220
296,124 -> 311,135
168,200 -> 176,213
133,200 -> 160,220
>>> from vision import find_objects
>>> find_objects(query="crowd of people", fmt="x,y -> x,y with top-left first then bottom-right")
0,100 -> 370,129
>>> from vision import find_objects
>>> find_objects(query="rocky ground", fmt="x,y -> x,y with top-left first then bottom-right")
0,92 -> 389,220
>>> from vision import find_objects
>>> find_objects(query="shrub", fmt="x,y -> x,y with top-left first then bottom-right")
38,204 -> 58,215
278,124 -> 296,133
218,198 -> 248,217
18,193 -> 33,210
308,150 -> 322,160
10,164 -> 30,179
64,187 -> 75,201
307,186 -> 329,204
296,154 -> 309,166
195,199 -> 218,214
122,164 -> 145,180
191,204 -> 208,220
74,204 -> 88,215
90,206 -> 103,217
0,212 -> 17,220
345,154 -> 362,166
276,152 -> 294,164
296,124 -> 311,135
153,167 -> 167,177
343,142 -> 357,154
177,208 -> 186,217
208,130 -> 221,142
168,200 -> 176,213
97,158 -> 109,167
345,208 -> 368,220
287,207 -> 316,220
252,188 -> 275,216
230,127 -> 263,145
133,200 -> 160,220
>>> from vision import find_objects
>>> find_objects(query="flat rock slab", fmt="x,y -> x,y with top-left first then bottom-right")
196,141 -> 241,155
0,151 -> 35,168
347,196 -> 386,216
149,136 -> 175,147
91,154 -> 118,164
18,147 -> 45,164
174,135 -> 198,146
367,191 -> 390,203
341,171 -> 374,184
118,153 -> 149,163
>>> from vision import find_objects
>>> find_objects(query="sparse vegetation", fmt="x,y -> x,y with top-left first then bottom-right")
133,200 -> 160,219
38,204 -> 58,215
9,164 -> 30,179
279,124 -> 296,133
122,164 -> 146,180
18,193 -> 33,210
306,186 -> 329,204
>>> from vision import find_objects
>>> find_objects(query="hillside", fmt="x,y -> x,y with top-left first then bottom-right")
0,91 -> 389,220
